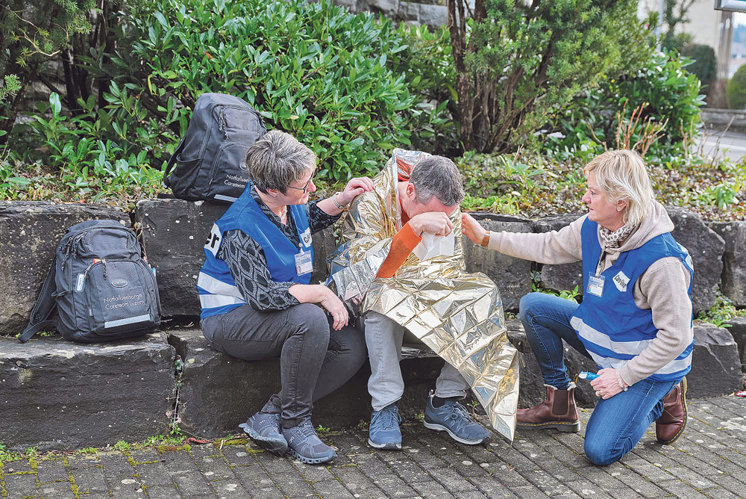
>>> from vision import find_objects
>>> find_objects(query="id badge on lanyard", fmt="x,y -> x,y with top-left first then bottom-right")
587,273 -> 605,297
295,247 -> 313,276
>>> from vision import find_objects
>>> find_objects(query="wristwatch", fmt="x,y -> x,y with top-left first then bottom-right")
480,230 -> 491,247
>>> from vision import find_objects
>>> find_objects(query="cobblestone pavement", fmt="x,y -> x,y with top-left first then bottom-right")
2,396 -> 745,498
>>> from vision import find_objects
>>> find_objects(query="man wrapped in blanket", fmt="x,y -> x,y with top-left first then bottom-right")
330,149 -> 520,449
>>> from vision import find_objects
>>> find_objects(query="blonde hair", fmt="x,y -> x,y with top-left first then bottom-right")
583,150 -> 654,227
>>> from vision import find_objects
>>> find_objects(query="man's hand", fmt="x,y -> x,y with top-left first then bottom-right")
320,287 -> 349,331
409,212 -> 454,237
338,177 -> 375,205
461,213 -> 487,245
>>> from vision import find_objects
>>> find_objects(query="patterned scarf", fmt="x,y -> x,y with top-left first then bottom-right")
599,222 -> 638,249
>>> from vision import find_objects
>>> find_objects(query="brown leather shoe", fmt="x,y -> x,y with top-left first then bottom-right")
656,378 -> 688,444
517,384 -> 580,433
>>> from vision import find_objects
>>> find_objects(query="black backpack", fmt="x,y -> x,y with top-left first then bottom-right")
163,93 -> 267,203
19,220 -> 161,343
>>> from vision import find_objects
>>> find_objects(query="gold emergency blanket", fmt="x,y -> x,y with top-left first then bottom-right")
330,149 -> 519,441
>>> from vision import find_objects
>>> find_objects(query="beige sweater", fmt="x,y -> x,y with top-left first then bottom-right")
488,201 -> 693,386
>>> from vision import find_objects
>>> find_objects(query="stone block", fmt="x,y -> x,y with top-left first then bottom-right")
398,1 -> 420,21
168,328 -> 280,437
725,316 -> 746,372
368,0 -> 398,16
135,199 -> 229,319
0,202 -> 129,337
530,214 -> 584,294
0,332 -> 175,451
169,328 -> 452,437
136,199 -> 339,319
709,221 -> 746,307
463,213 -> 533,312
418,4 -> 447,27
331,0 -> 359,11
668,208 -> 725,314
507,320 -> 597,409
689,323 -> 743,398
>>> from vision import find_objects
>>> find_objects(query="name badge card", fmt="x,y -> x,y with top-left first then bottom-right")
295,249 -> 313,276
587,274 -> 605,297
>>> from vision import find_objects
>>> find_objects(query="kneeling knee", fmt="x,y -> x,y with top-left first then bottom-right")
584,441 -> 622,467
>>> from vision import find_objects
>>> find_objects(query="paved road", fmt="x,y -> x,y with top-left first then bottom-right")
1,395 -> 745,498
698,130 -> 746,162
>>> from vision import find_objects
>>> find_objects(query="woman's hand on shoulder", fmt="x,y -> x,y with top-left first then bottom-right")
338,177 -> 375,205
461,213 -> 487,245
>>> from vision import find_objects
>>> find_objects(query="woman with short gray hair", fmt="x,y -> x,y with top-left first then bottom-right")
198,130 -> 374,464
462,149 -> 693,465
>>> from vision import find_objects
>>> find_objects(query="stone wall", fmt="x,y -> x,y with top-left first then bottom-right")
1,199 -> 741,325
329,0 -> 451,28
1,200 -> 744,450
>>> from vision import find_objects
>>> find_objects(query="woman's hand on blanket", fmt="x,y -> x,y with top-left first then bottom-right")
320,287 -> 349,330
339,177 -> 375,205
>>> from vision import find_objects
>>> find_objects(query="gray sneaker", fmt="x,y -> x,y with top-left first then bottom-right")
282,420 -> 336,465
239,412 -> 287,455
423,392 -> 490,445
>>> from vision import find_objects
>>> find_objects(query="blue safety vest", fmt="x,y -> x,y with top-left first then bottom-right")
197,184 -> 314,319
570,218 -> 694,382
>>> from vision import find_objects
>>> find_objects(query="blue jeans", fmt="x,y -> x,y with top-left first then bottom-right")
519,292 -> 679,466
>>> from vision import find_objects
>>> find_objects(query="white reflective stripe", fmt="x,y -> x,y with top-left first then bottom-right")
199,293 -> 245,309
213,194 -> 237,202
570,316 -> 652,355
588,350 -> 692,376
197,272 -> 243,299
104,314 -> 151,329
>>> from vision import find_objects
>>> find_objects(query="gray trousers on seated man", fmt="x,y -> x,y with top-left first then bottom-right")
365,311 -> 469,410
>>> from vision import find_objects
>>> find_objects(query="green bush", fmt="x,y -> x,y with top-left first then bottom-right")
108,0 -> 429,181
542,51 -> 704,162
389,23 -> 459,157
0,0 -> 94,139
679,43 -> 716,91
727,64 -> 746,110
446,0 -> 652,153
5,91 -> 166,205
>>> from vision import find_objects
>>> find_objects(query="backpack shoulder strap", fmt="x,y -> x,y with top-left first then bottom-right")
19,261 -> 58,343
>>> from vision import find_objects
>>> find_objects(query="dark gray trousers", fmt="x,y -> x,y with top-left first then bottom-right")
201,302 -> 366,428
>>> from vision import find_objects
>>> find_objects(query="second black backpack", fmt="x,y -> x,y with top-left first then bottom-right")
164,93 -> 267,203
19,220 -> 161,343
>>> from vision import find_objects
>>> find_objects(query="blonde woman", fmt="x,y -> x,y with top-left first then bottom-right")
462,150 -> 693,465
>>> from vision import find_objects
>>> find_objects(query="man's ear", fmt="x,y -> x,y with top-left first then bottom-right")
405,182 -> 416,200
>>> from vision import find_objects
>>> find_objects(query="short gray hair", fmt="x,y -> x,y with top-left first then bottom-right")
410,155 -> 464,206
245,130 -> 317,193
583,149 -> 654,227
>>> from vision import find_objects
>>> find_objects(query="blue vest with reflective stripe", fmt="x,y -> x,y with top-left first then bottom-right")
570,218 -> 693,382
197,184 -> 313,319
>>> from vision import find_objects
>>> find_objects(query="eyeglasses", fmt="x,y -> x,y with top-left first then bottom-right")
286,174 -> 315,193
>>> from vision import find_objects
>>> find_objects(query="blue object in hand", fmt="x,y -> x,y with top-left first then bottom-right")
578,371 -> 599,380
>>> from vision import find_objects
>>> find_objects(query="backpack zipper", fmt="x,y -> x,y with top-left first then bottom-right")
219,108 -> 228,139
